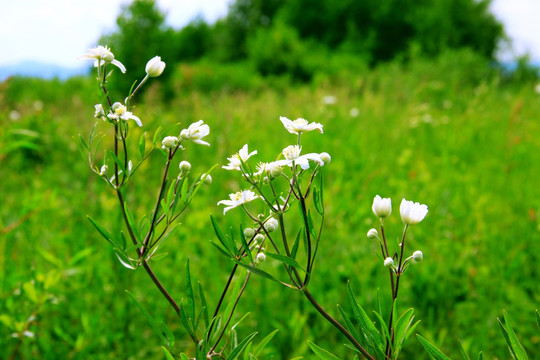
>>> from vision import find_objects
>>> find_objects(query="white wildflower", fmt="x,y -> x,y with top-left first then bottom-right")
223,144 -> 257,171
78,45 -> 126,73
372,195 -> 392,218
180,120 -> 210,146
145,56 -> 166,77
279,116 -> 323,134
217,190 -> 260,215
400,199 -> 428,225
107,102 -> 142,127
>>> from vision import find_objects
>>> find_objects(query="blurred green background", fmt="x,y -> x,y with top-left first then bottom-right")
1,0 -> 539,359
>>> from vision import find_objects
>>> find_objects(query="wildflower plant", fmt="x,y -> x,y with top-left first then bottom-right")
77,46 -> 271,359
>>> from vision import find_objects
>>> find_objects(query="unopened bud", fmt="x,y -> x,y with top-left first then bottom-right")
99,165 -> 108,176
179,160 -> 191,172
243,228 -> 255,238
256,253 -> 266,263
161,136 -> 178,150
201,173 -> 212,185
254,234 -> 265,243
412,250 -> 423,263
367,228 -> 378,239
264,218 -> 279,232
384,257 -> 394,268
320,152 -> 331,165
145,56 -> 166,77
269,164 -> 283,178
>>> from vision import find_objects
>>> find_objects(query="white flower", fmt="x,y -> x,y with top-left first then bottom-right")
400,198 -> 428,225
277,145 -> 324,170
94,104 -> 105,118
180,120 -> 210,146
179,161 -> 191,172
384,257 -> 395,268
367,228 -> 378,239
412,250 -> 423,263
255,161 -> 283,178
372,195 -> 392,218
145,56 -> 166,77
161,136 -> 178,149
107,102 -> 142,127
78,45 -> 126,73
217,190 -> 260,215
264,218 -> 279,232
99,165 -> 108,176
279,116 -> 323,134
223,144 -> 257,171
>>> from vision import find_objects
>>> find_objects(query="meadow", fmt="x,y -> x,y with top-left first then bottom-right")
1,49 -> 539,359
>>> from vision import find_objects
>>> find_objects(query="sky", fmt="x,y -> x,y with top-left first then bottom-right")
0,0 -> 539,69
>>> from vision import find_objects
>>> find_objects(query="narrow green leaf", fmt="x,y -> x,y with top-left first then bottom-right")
266,253 -> 307,272
500,310 -> 528,360
211,240 -> 232,257
477,351 -> 483,360
232,260 -> 290,287
253,329 -> 279,356
153,126 -> 163,145
161,347 -> 175,360
210,215 -> 230,252
126,291 -> 167,345
108,150 -> 126,174
227,332 -> 258,360
417,334 -> 452,360
179,301 -> 196,340
199,282 -> 209,328
87,216 -> 115,247
308,341 -> 343,360
179,353 -> 190,360
139,132 -> 146,159
458,340 -> 472,360
123,202 -> 140,243
186,260 -> 196,329
181,177 -> 190,205
337,305 -> 361,341
536,310 -> 540,329
290,229 -> 302,260
160,321 -> 175,348
239,225 -> 253,263
113,248 -> 136,270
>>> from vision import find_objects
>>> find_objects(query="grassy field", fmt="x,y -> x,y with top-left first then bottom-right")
1,52 -> 539,359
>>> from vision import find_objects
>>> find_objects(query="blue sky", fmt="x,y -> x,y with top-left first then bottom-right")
0,0 -> 539,69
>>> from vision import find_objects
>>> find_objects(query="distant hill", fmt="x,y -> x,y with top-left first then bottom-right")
0,61 -> 89,81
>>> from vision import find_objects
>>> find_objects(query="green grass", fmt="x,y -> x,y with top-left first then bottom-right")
1,54 -> 539,359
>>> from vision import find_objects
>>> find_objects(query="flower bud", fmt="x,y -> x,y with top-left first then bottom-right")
161,136 -> 178,150
264,218 -> 279,233
243,228 -> 255,239
367,228 -> 378,239
372,195 -> 392,218
269,164 -> 283,178
412,250 -> 423,263
319,152 -> 331,165
254,234 -> 265,243
145,56 -> 166,77
99,165 -> 108,176
256,253 -> 266,263
384,257 -> 394,268
201,173 -> 212,185
179,161 -> 191,172
94,104 -> 105,118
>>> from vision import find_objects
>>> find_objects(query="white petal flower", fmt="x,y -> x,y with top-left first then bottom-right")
277,145 -> 325,170
280,116 -> 323,135
107,102 -> 142,126
145,56 -> 166,77
372,195 -> 392,218
400,198 -> 428,225
180,120 -> 210,146
99,165 -> 108,176
94,104 -> 105,118
223,144 -> 257,171
217,190 -> 260,215
78,45 -> 126,73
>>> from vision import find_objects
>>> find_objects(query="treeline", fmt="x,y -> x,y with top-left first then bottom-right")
99,0 -> 504,90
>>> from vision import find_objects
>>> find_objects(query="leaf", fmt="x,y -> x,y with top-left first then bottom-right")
417,334 -> 453,360
211,215 -> 233,254
126,291 -> 168,345
232,260 -> 293,288
114,248 -> 136,270
160,321 -> 175,348
337,305 -> 362,341
123,202 -> 140,244
458,339 -> 471,360
227,332 -> 258,360
536,310 -> 540,329
108,150 -> 126,174
290,229 -> 302,260
179,300 -> 196,340
153,126 -> 163,145
266,253 -> 306,272
161,347 -> 175,360
498,310 -> 528,360
179,354 -> 190,360
199,282 -> 209,328
239,225 -> 253,263
139,132 -> 146,159
308,341 -> 343,360
253,329 -> 279,357
87,216 -> 115,247
186,260 -> 196,329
